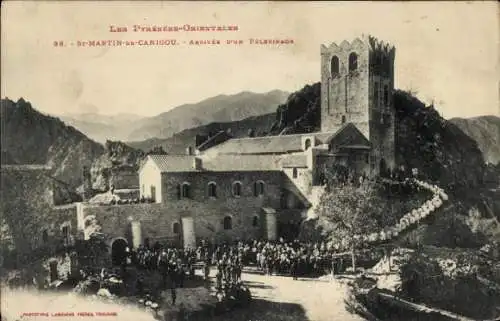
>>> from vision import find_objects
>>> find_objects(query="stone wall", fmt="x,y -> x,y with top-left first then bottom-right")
81,200 -> 267,248
0,167 -> 78,263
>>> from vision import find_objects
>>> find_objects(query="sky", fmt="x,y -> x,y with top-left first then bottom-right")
1,1 -> 499,119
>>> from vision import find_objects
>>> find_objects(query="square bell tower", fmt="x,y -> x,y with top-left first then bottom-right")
320,35 -> 396,175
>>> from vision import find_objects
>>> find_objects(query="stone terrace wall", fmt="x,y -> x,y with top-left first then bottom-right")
81,201 -> 265,247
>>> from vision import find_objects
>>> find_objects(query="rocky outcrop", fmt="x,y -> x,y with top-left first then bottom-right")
268,83 -> 321,135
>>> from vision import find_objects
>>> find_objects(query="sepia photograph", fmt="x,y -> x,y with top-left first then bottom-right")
1,1 -> 499,320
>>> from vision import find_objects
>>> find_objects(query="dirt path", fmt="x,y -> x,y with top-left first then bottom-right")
212,269 -> 364,321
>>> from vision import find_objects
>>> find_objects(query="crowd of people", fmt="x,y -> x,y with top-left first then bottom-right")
114,238 -> 351,289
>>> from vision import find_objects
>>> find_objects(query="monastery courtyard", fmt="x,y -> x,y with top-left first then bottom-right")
209,268 -> 363,321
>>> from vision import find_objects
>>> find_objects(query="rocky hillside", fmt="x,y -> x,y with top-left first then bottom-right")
1,98 -> 105,189
268,83 -> 321,135
393,90 -> 487,193
127,113 -> 275,154
127,90 -> 289,141
89,140 -> 145,191
449,115 -> 500,165
1,98 -> 146,195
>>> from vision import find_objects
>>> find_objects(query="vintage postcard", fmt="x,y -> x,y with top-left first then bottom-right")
1,1 -> 499,321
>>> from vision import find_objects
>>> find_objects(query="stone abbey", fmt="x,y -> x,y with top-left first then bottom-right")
2,35 -> 398,267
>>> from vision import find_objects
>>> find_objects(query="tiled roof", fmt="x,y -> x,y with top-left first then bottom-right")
146,155 -> 195,172
146,154 -> 286,172
202,131 -> 338,155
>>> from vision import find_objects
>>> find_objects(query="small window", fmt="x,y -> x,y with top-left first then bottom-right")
304,138 -> 311,150
62,225 -> 70,244
341,115 -> 346,124
252,216 -> 259,227
349,52 -> 358,72
208,182 -> 217,198
383,85 -> 389,106
181,182 -> 191,199
232,181 -> 242,197
173,222 -> 180,234
331,55 -> 339,75
223,216 -> 232,230
253,181 -> 265,197
42,230 -> 48,243
292,168 -> 298,179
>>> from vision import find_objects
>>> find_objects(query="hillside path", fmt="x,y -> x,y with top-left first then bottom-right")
208,268 -> 364,321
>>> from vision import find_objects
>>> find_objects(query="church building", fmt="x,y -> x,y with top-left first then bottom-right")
134,35 -> 397,248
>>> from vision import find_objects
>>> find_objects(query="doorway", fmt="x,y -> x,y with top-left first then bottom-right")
111,238 -> 128,266
49,261 -> 58,282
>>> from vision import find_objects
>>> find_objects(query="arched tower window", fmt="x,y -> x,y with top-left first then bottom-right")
42,230 -> 49,243
330,55 -> 339,76
383,85 -> 390,106
341,115 -> 346,124
304,138 -> 311,150
232,181 -> 242,197
349,52 -> 358,72
253,181 -> 265,197
172,222 -> 180,234
223,216 -> 232,230
252,216 -> 259,227
292,168 -> 298,179
207,182 -> 217,198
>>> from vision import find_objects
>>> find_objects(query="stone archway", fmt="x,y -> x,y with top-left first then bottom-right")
111,238 -> 128,266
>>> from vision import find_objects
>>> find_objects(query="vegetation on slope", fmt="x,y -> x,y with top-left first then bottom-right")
1,98 -> 105,189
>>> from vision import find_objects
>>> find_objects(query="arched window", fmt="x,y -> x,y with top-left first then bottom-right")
42,230 -> 48,243
330,55 -> 339,76
304,138 -> 311,150
341,115 -> 346,124
253,181 -> 265,197
173,222 -> 180,234
292,168 -> 298,179
252,216 -> 259,227
349,52 -> 358,72
232,181 -> 242,197
208,182 -> 217,198
181,182 -> 191,199
223,216 -> 232,230
383,85 -> 389,106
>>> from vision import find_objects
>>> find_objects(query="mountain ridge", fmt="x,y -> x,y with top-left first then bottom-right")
449,115 -> 500,165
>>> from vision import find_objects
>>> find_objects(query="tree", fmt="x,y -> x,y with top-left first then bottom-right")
315,183 -> 386,271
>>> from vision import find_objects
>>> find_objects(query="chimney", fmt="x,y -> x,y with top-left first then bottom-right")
192,157 -> 202,170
